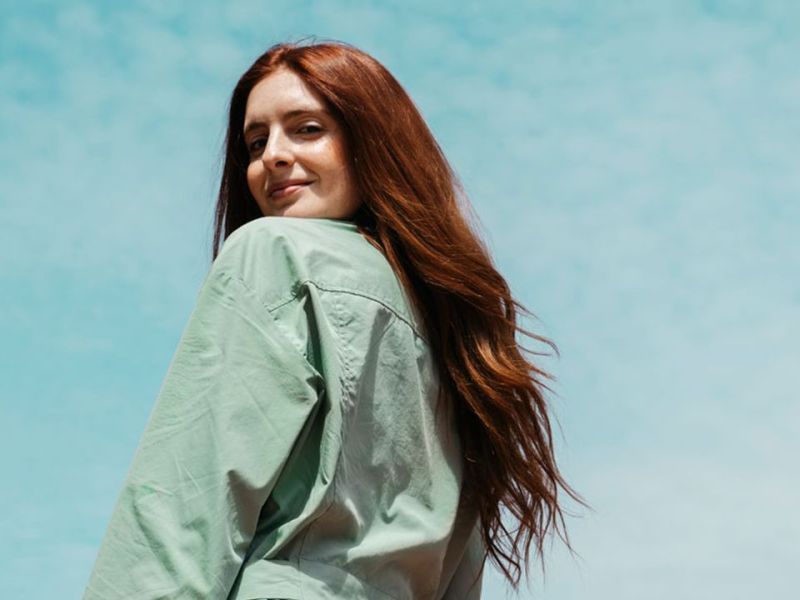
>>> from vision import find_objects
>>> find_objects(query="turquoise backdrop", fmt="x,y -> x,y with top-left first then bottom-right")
2,1 -> 796,598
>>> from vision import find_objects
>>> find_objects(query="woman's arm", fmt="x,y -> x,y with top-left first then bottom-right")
82,266 -> 322,599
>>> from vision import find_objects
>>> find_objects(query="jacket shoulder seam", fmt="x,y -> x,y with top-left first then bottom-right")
266,279 -> 428,345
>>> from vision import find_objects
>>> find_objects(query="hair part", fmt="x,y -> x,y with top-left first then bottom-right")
213,37 -> 590,592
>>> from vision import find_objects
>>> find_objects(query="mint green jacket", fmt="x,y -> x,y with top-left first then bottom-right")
82,217 -> 485,600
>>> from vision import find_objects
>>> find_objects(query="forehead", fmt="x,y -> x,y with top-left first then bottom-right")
243,69 -> 327,127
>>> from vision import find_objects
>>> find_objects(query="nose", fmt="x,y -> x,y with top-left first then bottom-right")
259,129 -> 294,169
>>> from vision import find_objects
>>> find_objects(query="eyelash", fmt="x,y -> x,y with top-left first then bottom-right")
247,125 -> 322,154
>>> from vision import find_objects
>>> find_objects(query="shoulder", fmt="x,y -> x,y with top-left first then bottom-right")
210,216 -> 424,338
216,216 -> 350,268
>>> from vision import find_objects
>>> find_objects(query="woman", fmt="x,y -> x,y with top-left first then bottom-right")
83,39 -> 587,599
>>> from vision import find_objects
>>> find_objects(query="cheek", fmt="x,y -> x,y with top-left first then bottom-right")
329,148 -> 357,195
324,148 -> 354,189
314,138 -> 347,173
246,164 -> 263,197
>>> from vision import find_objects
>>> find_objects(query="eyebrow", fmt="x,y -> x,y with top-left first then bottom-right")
243,108 -> 330,137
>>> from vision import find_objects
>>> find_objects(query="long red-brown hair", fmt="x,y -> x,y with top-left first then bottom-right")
213,37 -> 589,591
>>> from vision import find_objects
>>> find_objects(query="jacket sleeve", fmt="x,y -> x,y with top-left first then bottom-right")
82,264 -> 323,599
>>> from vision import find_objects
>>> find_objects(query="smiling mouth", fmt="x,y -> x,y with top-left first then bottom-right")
270,182 -> 311,199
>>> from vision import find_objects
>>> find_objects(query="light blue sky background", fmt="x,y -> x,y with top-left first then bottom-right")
2,1 -> 797,598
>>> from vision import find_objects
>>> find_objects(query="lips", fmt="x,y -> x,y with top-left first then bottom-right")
268,180 -> 311,199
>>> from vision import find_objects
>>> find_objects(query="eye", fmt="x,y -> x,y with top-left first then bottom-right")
247,138 -> 266,155
298,124 -> 322,134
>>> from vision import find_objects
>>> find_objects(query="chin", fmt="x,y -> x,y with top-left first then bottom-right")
274,199 -> 329,219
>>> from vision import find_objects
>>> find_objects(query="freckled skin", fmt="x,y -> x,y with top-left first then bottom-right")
243,68 -> 362,219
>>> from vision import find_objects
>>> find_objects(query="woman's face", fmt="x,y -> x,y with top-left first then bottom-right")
242,67 -> 361,219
